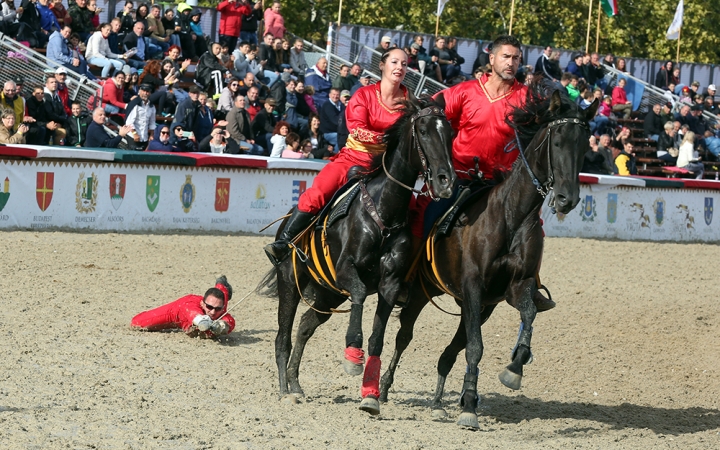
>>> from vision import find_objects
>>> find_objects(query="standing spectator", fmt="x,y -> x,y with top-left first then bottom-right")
251,97 -> 277,151
226,94 -> 263,154
16,0 -> 43,47
197,42 -> 230,99
677,131 -> 704,178
87,0 -> 101,29
68,0 -> 93,42
318,87 -> 343,150
534,46 -> 553,80
86,23 -> 125,78
124,84 -> 156,150
264,1 -> 285,39
644,104 -> 664,141
240,0 -> 262,45
65,101 -> 92,147
147,5 -> 171,54
655,61 -> 673,89
245,85 -> 262,120
0,109 -> 28,144
473,42 -> 492,74
332,64 -> 354,92
175,3 -> 196,60
217,0 -> 251,51
305,57 -> 331,108
173,85 -> 200,131
123,21 -> 150,70
289,39 -> 308,79
42,76 -> 67,145
193,91 -> 215,143
611,78 -> 632,119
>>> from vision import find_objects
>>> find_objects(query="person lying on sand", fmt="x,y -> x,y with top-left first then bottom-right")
130,276 -> 235,338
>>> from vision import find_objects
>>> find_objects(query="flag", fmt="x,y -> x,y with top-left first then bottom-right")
600,0 -> 618,17
666,0 -> 684,40
437,0 -> 450,16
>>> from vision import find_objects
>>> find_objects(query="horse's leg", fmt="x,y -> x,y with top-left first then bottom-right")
275,266 -> 305,401
499,278 -> 537,390
337,263 -> 368,376
379,283 -> 430,403
286,286 -> 346,398
357,293 -> 394,415
431,303 -> 496,419
456,282 -> 485,429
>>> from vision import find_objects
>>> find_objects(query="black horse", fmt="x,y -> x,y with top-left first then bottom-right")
378,83 -> 598,428
262,97 -> 456,415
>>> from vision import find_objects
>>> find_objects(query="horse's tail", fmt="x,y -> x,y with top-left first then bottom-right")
255,268 -> 279,298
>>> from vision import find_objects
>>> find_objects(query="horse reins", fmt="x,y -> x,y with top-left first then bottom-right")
513,117 -> 589,213
382,106 -> 446,200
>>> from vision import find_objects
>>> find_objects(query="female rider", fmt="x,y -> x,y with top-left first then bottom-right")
264,48 -> 409,265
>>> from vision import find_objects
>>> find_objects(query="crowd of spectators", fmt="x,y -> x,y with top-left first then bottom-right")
0,0 -> 371,158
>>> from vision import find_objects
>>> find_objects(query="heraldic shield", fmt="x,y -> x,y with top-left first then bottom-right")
147,176 -> 160,212
110,174 -> 126,211
607,193 -> 617,223
36,172 -> 54,212
705,197 -> 713,226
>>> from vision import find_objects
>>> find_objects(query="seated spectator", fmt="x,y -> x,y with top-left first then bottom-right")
226,95 -> 264,155
302,84 -> 318,114
0,109 -> 28,144
307,113 -> 332,159
350,73 -> 372,97
147,124 -> 179,152
332,64 -> 354,92
289,39 -> 308,79
565,53 -> 584,78
189,9 -> 209,57
168,123 -> 197,152
660,101 -> 674,125
702,84 -> 716,99
48,26 -> 93,79
43,76 -> 68,145
297,139 -> 316,159
37,0 -> 61,41
677,131 -> 704,178
123,21 -> 151,70
305,57 -> 331,108
51,0 -> 70,28
193,91 -> 216,143
612,127 -> 631,150
173,85 -> 200,132
375,35 -> 392,54
68,0 -> 93,42
87,0 -> 101,29
611,78 -> 632,119
275,37 -> 292,71
603,54 -> 615,68
616,58 -> 629,74
704,129 -> 720,159
138,60 -> 176,117
66,101 -> 92,147
197,126 -> 239,154
160,58 -> 185,107
123,71 -> 140,104
281,132 -> 311,158
644,104 -> 664,141
116,1 -> 135,40
596,134 -> 614,174
218,77 -> 241,113
678,86 -> 693,105
86,23 -> 126,78
430,36 -> 461,84
656,121 -> 679,164
318,88 -> 344,150
1,80 -> 27,130
85,108 -> 132,147
251,97 -> 278,151
232,41 -> 257,79
258,32 -> 280,86
161,7 -> 182,50
582,135 -> 608,174
197,42 -> 230,99
283,78 -> 307,133
269,120 -> 290,157
560,73 -> 580,101
614,141 -> 637,176
24,86 -> 51,145
98,71 -> 130,114
245,86 -> 262,121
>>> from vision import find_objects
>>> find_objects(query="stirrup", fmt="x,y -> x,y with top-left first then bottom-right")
264,241 -> 290,267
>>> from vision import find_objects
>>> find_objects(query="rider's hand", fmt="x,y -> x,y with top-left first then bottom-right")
210,320 -> 230,336
193,315 -> 213,331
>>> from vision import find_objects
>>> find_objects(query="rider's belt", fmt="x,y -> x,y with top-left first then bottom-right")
345,136 -> 386,155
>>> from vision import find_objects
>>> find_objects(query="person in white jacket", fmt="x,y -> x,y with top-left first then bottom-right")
676,131 -> 704,179
86,23 -> 126,78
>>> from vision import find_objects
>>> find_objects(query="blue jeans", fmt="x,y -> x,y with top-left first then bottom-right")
240,30 -> 258,45
88,57 -> 123,78
104,104 -> 121,114
147,40 -> 167,58
125,58 -> 146,70
590,115 -> 610,135
323,132 -> 338,151
262,70 -> 279,87
239,141 -> 265,155
169,34 -> 181,49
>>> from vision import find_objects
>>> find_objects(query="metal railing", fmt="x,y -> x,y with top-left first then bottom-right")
292,33 -> 381,86
329,26 -> 446,97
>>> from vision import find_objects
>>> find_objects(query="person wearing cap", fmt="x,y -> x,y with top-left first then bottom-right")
375,35 -> 392,54
339,90 -> 350,105
125,84 -> 157,150
197,42 -> 230,99
85,23 -> 126,78
678,86 -> 693,105
250,97 -> 278,151
703,84 -> 717,99
131,276 -> 236,338
644,104 -> 664,141
85,107 -> 133,147
173,85 -> 201,132
350,73 -> 372,97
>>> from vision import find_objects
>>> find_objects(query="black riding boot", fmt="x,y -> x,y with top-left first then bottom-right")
264,209 -> 315,266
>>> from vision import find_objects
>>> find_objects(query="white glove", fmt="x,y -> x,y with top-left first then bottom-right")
210,320 -> 230,336
192,314 -> 213,332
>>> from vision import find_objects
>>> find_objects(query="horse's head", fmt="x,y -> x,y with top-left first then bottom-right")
384,97 -> 455,199
511,83 -> 598,214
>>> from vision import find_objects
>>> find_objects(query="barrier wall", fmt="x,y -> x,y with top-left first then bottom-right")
0,160 -> 317,235
542,184 -> 720,242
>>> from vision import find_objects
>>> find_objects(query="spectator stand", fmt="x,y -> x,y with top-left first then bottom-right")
292,34 -> 380,87
329,26 -> 446,97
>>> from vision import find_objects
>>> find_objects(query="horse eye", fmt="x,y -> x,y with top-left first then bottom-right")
419,128 -> 427,136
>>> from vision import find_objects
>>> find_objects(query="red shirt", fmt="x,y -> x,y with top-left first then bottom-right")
611,86 -> 628,106
101,78 -> 127,110
437,74 -> 527,179
345,83 -> 408,154
130,295 -> 236,335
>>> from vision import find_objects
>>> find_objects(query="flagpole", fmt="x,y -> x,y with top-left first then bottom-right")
509,0 -> 516,35
595,0 -> 601,53
435,14 -> 440,38
337,0 -> 343,27
585,0 -> 593,51
676,27 -> 681,63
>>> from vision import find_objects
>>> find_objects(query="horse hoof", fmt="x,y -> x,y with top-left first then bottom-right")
359,396 -> 380,415
281,394 -> 299,405
342,359 -> 364,376
499,369 -> 523,390
431,408 -> 447,420
456,412 -> 480,429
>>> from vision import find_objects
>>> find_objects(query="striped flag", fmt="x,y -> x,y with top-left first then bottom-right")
600,0 -> 618,17
437,0 -> 450,16
666,0 -> 684,40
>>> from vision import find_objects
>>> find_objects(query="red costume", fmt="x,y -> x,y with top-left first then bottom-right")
410,75 -> 528,237
297,83 -> 408,215
130,284 -> 235,337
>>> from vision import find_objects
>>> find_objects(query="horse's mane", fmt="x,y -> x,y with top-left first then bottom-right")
351,95 -> 437,179
507,76 -> 583,148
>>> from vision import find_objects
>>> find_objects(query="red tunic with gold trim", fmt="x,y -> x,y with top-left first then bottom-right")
297,83 -> 408,214
439,74 -> 528,178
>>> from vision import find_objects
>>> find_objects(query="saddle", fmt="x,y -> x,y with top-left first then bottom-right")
424,179 -> 495,240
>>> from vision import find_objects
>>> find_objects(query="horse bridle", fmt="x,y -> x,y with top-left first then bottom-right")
382,105 -> 446,201
514,117 -> 589,213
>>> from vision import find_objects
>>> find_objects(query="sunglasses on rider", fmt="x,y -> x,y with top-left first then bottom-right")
203,301 -> 223,312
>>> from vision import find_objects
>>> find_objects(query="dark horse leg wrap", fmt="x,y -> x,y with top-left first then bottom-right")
510,322 -> 534,364
459,366 -> 480,408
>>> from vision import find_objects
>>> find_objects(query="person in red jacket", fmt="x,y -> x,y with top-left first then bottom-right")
217,0 -> 251,53
99,71 -> 130,114
130,276 -> 236,338
263,1 -> 285,39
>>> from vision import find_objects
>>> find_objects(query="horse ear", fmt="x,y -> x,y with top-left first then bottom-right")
549,90 -> 562,112
586,98 -> 600,122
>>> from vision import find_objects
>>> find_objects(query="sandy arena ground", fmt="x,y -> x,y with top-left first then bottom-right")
1,231 -> 719,449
